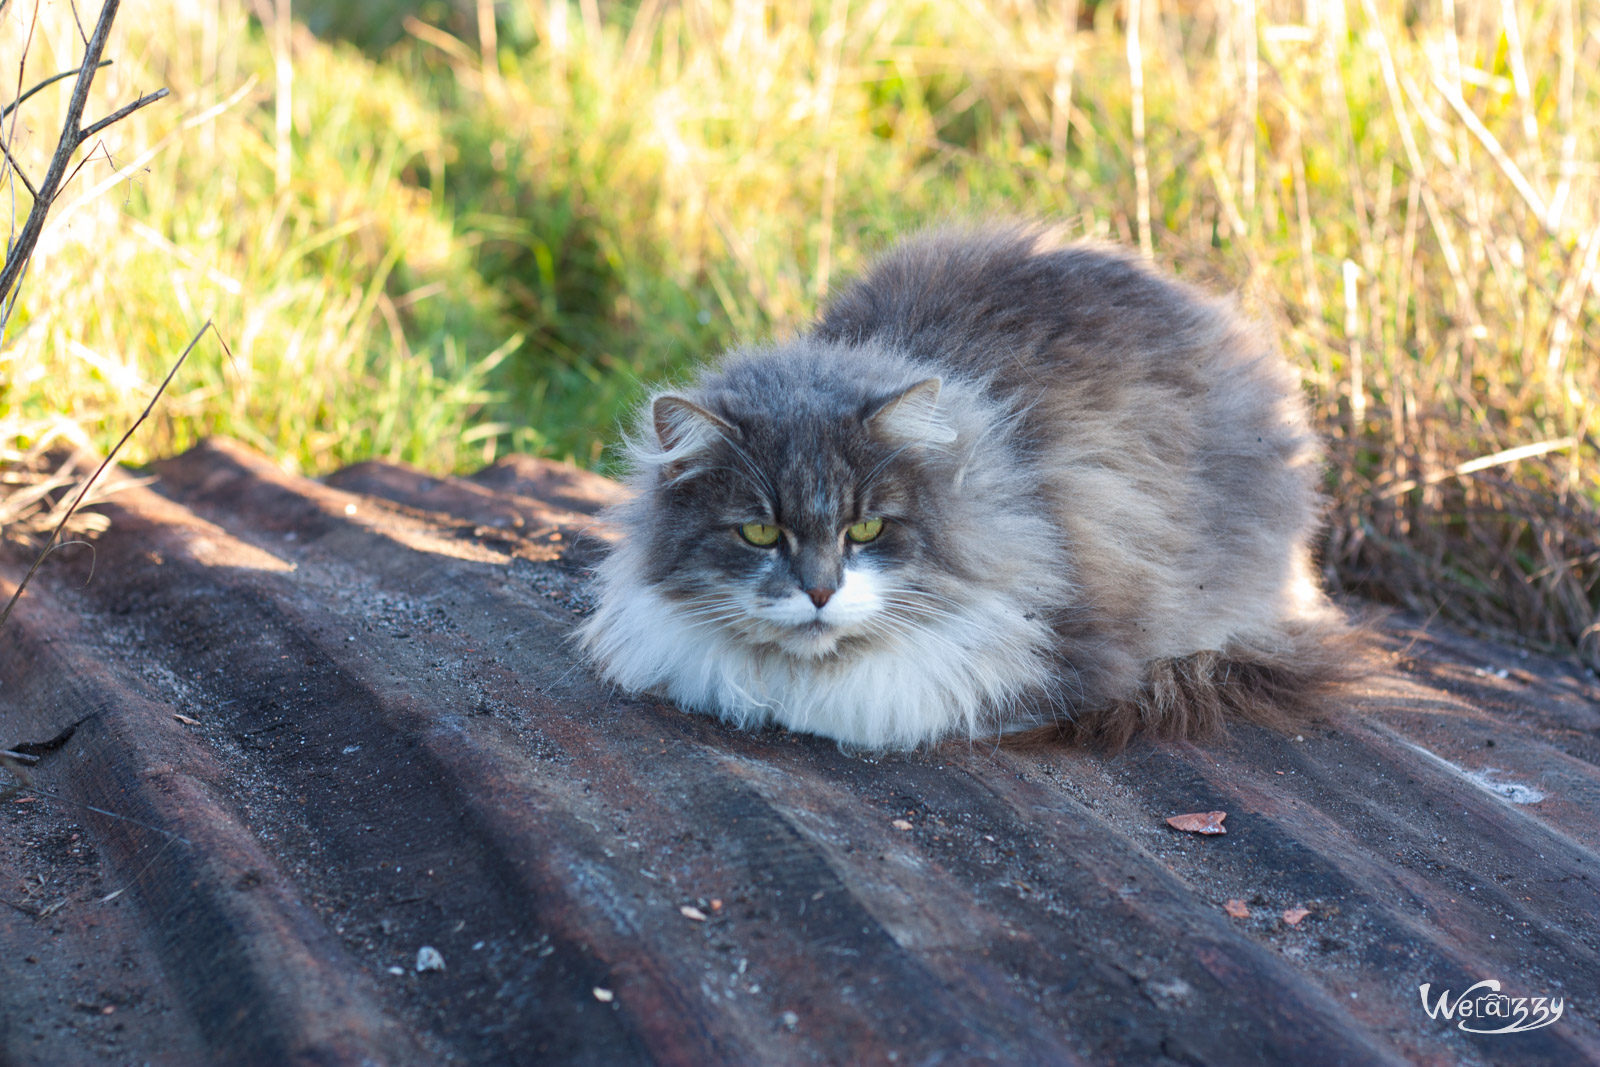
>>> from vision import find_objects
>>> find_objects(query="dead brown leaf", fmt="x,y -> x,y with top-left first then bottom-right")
1166,810 -> 1227,835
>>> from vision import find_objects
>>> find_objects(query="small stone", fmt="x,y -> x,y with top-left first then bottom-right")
415,945 -> 446,972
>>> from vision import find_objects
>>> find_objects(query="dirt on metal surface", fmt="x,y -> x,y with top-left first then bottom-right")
1,437 -> 1597,1065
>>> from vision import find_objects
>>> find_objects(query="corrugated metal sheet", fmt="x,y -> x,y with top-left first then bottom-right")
2,436 -> 1597,1065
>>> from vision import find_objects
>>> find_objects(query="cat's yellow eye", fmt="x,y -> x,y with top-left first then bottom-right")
738,522 -> 782,547
845,517 -> 885,544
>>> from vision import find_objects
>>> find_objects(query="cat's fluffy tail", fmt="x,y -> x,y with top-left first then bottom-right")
1012,614 -> 1375,751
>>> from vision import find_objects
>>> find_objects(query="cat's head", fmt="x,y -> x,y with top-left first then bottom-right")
625,343 -> 965,662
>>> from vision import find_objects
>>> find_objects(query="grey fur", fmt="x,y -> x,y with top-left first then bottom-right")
580,223 -> 1350,749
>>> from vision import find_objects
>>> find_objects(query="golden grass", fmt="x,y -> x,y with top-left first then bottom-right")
2,1 -> 514,475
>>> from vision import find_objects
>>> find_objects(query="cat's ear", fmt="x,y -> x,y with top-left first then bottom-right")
651,394 -> 738,458
866,378 -> 958,447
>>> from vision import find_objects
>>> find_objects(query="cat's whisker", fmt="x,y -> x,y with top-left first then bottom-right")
722,437 -> 781,505
868,612 -> 963,648
881,590 -> 966,614
672,607 -> 751,629
858,442 -> 916,494
877,611 -> 962,635
877,596 -> 970,625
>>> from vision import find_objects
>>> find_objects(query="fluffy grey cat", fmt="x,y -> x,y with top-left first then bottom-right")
580,223 -> 1349,749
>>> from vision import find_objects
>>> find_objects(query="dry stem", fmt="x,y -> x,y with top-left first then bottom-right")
0,0 -> 168,311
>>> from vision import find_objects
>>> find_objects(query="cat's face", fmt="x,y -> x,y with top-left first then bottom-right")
638,368 -> 960,661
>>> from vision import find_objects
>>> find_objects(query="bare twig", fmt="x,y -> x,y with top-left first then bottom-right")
1,61 -> 112,121
0,321 -> 214,633
1,0 -> 43,193
0,0 -> 168,310
49,74 -> 257,236
68,0 -> 90,44
0,140 -> 38,198
79,86 -> 168,141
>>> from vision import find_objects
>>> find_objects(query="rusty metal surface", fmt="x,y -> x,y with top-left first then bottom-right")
2,436 -> 1597,1065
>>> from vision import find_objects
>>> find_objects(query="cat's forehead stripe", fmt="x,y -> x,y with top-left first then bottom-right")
812,479 -> 831,523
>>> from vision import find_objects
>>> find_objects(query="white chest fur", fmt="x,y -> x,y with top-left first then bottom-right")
579,554 -> 1058,748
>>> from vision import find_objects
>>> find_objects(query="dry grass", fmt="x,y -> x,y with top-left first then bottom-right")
2,0 -> 1597,666
429,0 -> 1599,665
1,1 -> 515,476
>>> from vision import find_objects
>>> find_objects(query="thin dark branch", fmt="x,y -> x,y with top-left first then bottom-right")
60,138 -> 109,192
69,0 -> 89,45
3,0 -> 41,175
79,86 -> 168,141
0,0 -> 124,307
58,137 -> 121,202
0,140 -> 38,198
34,538 -> 96,584
1,61 -> 112,122
0,277 -> 24,330
0,320 -> 212,634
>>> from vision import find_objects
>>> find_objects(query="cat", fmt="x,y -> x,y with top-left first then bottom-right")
579,222 -> 1351,749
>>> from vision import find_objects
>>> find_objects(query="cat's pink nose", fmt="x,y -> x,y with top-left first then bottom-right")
806,587 -> 834,609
